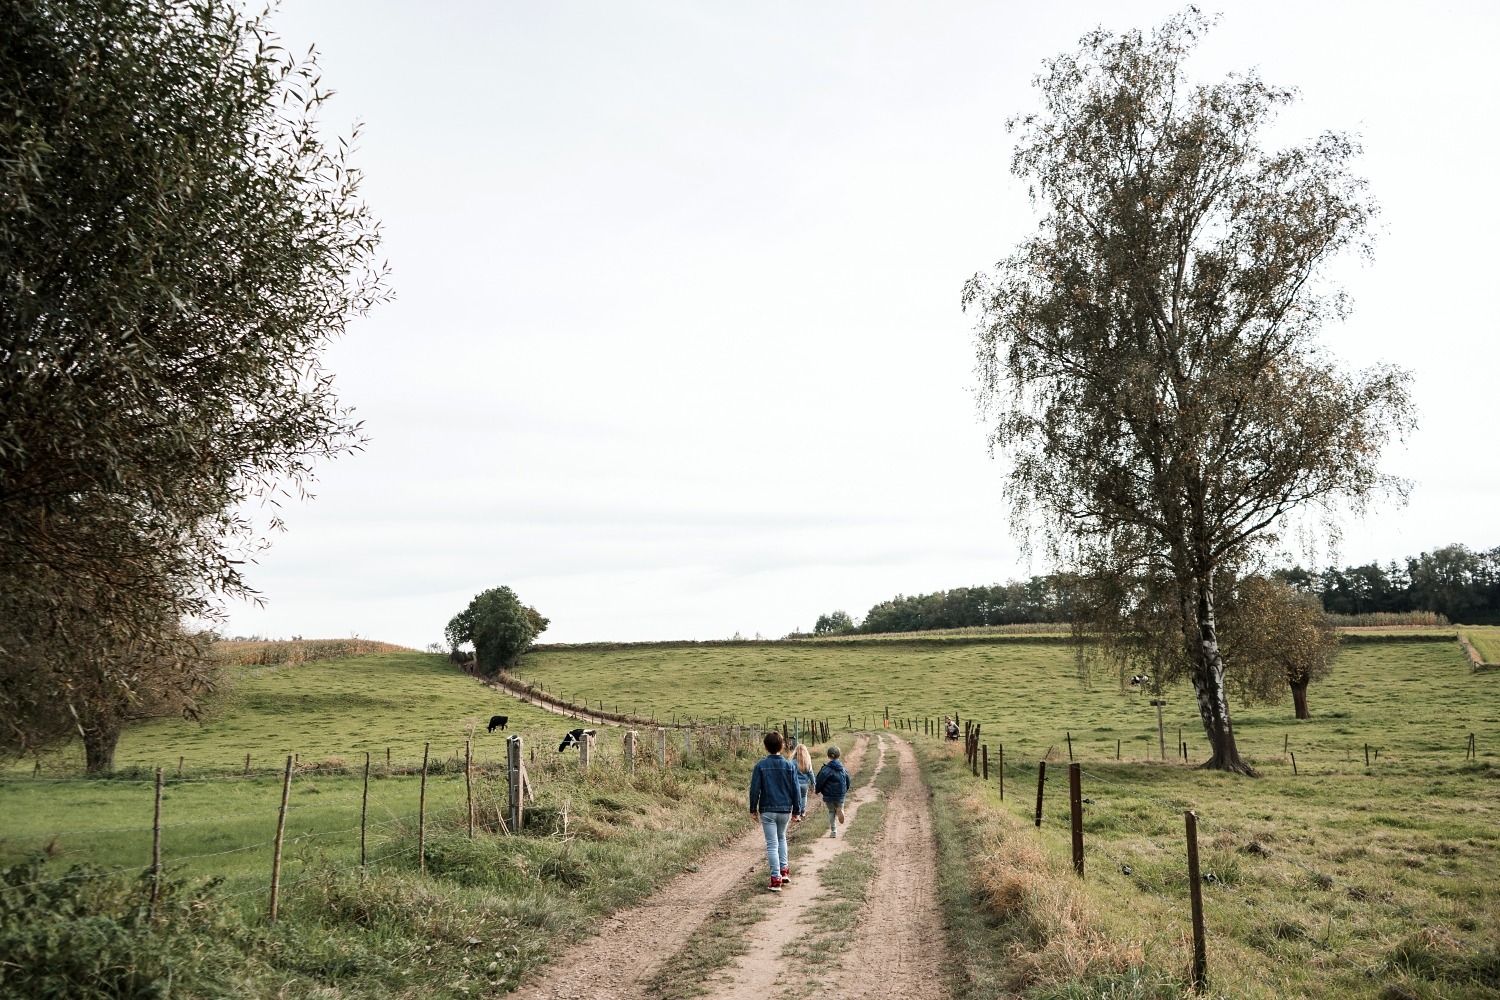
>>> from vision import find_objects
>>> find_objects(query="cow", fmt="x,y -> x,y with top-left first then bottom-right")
487,715 -> 509,733
1129,674 -> 1150,687
558,727 -> 596,752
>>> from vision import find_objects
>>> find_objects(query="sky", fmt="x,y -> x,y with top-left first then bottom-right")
223,1 -> 1500,647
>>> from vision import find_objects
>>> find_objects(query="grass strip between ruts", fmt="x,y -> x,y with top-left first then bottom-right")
644,738 -> 884,999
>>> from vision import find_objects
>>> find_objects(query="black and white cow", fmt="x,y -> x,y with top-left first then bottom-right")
558,727 -> 596,752
487,715 -> 509,733
1129,674 -> 1150,687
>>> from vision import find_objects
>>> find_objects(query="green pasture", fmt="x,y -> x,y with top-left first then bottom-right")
515,637 -> 1494,771
1464,626 -> 1500,664
518,636 -> 1500,999
1,651 -> 761,998
0,650 -> 743,906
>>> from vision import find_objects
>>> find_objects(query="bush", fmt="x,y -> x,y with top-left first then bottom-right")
0,856 -> 239,1000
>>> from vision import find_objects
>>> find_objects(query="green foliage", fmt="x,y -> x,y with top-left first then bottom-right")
859,577 -> 1073,633
0,856 -> 240,1000
0,0 -> 387,770
813,611 -> 857,635
445,587 -> 549,672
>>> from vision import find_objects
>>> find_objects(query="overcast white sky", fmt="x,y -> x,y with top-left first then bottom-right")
223,1 -> 1500,646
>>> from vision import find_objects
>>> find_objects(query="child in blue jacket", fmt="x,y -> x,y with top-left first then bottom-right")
749,731 -> 803,891
814,745 -> 851,837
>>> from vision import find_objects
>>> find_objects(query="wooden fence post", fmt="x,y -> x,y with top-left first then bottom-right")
507,735 -> 524,833
269,755 -> 292,923
1034,761 -> 1046,828
1185,810 -> 1208,991
177,755 -> 184,778
149,767 -> 163,921
465,740 -> 475,840
361,751 -> 370,870
418,742 -> 430,874
982,745 -> 989,780
1290,751 -> 1298,775
1152,700 -> 1166,760
1069,763 -> 1084,877
625,731 -> 636,775
244,753 -> 251,776
998,744 -> 1004,801
1066,732 -> 1073,762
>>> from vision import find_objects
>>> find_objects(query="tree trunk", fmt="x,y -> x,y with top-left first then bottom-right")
1289,678 -> 1310,720
1189,580 -> 1259,776
82,722 -> 120,775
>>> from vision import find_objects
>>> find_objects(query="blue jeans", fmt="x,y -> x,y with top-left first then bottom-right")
760,811 -> 791,876
797,773 -> 813,814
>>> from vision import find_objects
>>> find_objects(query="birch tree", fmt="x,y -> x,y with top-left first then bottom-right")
964,10 -> 1412,773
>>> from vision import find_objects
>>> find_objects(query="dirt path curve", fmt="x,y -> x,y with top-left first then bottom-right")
482,675 -> 615,727
713,735 -> 947,999
506,736 -> 875,1000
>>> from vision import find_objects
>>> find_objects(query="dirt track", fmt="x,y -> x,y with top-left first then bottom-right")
507,734 -> 947,999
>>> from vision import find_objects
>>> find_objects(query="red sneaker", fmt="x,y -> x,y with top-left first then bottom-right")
769,876 -> 782,892
780,867 -> 790,884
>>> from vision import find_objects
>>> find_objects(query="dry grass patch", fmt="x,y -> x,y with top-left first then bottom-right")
958,789 -> 1147,989
213,638 -> 412,667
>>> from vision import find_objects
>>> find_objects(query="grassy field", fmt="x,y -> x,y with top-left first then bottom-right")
1463,626 -> 1500,665
0,651 -> 761,999
516,636 -> 1499,999
5,636 -> 1497,998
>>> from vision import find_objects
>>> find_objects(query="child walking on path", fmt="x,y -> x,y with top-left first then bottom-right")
749,731 -> 804,891
814,745 -> 851,837
789,737 -> 815,816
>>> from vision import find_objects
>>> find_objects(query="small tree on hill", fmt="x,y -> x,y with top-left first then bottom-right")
446,587 -> 549,673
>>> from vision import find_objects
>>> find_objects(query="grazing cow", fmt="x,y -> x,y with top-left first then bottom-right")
1129,674 -> 1150,687
558,727 -> 596,752
487,715 -> 509,733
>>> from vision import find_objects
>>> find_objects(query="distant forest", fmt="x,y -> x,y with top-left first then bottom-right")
813,543 -> 1500,634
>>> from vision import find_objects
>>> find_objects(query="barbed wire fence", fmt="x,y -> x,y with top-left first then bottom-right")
912,708 -> 1493,997
0,723 -> 761,924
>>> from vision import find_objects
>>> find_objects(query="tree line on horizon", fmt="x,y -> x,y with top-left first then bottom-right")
812,542 -> 1500,635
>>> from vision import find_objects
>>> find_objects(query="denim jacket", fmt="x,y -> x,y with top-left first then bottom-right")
749,754 -> 803,815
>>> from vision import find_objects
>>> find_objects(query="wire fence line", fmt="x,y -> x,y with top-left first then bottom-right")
2,726 -> 757,923
933,717 -> 1489,997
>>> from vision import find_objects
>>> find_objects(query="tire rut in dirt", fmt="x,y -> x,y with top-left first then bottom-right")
824,737 -> 946,998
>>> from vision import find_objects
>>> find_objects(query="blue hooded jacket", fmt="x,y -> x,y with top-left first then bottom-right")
814,759 -> 850,803
749,753 -> 803,815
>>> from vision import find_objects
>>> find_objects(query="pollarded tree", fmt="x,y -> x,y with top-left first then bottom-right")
446,587 -> 549,673
963,10 -> 1413,773
1218,575 -> 1338,720
1,0 -> 387,770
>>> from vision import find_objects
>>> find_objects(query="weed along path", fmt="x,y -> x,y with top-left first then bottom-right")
508,734 -> 950,1000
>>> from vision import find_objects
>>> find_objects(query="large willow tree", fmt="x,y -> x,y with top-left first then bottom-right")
963,10 -> 1412,773
1,0 -> 387,771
